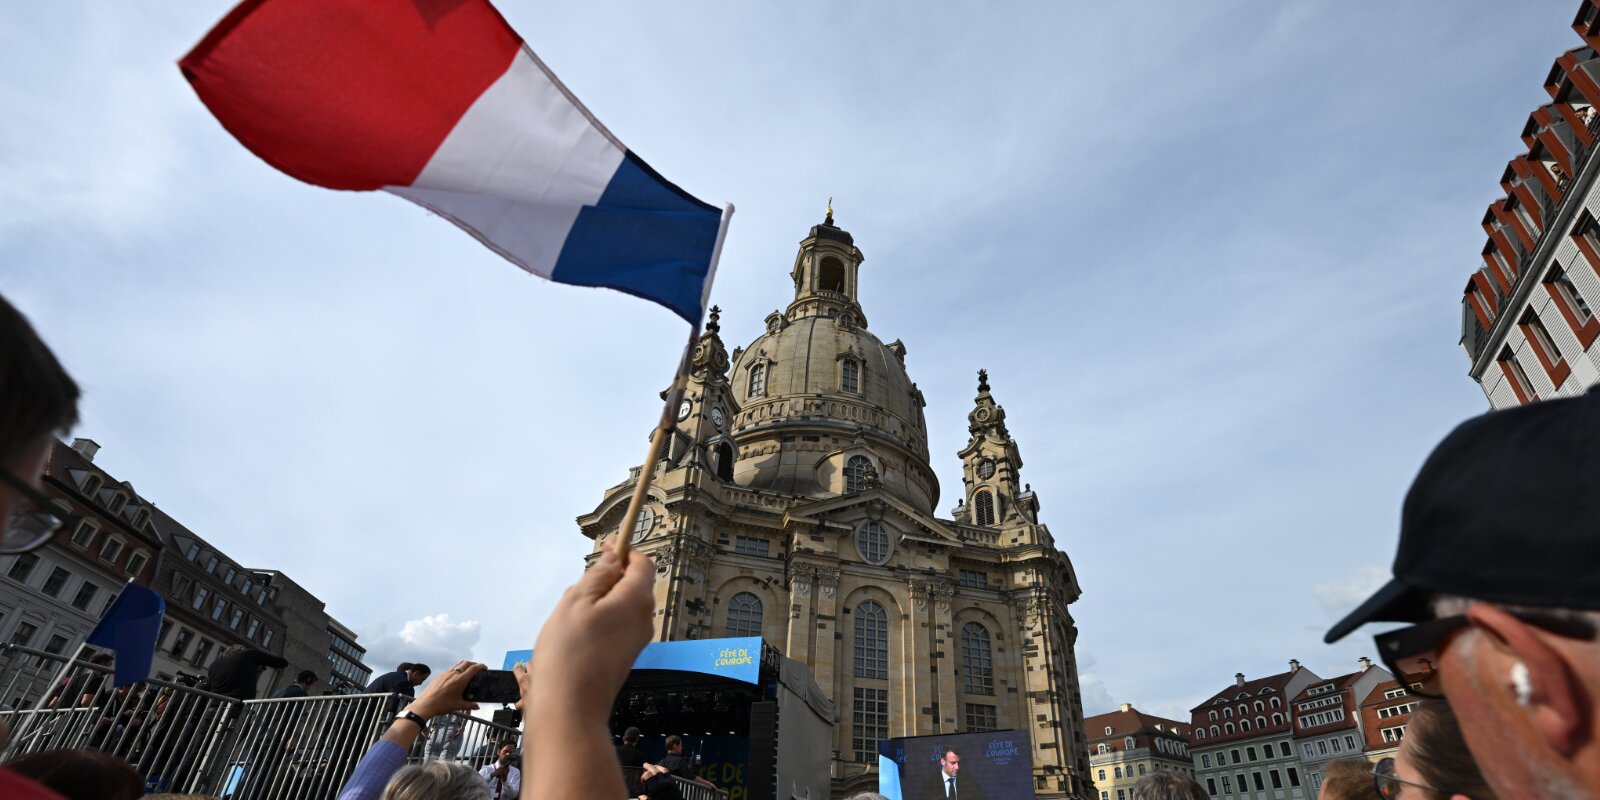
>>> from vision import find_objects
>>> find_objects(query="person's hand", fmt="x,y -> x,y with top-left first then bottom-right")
407,660 -> 486,720
519,548 -> 655,723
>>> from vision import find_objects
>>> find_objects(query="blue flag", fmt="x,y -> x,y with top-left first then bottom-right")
84,583 -> 165,687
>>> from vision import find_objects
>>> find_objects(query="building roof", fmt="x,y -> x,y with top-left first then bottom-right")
1086,704 -> 1190,741
1191,668 -> 1298,713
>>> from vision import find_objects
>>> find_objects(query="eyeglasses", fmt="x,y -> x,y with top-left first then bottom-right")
0,468 -> 73,554
1371,757 -> 1441,799
1374,611 -> 1598,699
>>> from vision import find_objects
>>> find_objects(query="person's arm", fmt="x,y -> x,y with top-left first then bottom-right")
516,548 -> 656,800
336,660 -> 486,800
251,650 -> 290,670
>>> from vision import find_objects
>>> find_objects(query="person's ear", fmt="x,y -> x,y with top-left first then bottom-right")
1464,603 -> 1583,756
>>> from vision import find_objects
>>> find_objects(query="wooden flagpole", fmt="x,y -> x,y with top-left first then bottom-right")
612,203 -> 735,564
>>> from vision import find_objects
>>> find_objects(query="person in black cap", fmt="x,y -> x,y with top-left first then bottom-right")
1324,390 -> 1600,800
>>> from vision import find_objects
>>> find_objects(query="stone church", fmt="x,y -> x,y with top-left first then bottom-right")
578,214 -> 1094,799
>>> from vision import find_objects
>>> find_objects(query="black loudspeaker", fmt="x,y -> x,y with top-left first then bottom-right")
492,708 -> 520,729
747,700 -> 778,800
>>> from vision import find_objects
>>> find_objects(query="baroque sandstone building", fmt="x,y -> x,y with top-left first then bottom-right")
579,214 -> 1093,799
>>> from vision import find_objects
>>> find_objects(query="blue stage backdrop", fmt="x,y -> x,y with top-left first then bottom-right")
503,637 -> 762,684
878,729 -> 1035,800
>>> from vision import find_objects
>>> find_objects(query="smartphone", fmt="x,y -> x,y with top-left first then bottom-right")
462,669 -> 521,704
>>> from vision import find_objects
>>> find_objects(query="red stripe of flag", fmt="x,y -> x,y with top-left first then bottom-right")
180,0 -> 523,190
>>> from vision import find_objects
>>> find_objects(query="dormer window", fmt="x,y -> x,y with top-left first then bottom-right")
108,493 -> 127,514
748,363 -> 766,398
185,544 -> 199,561
844,456 -> 872,493
840,357 -> 860,394
81,475 -> 102,497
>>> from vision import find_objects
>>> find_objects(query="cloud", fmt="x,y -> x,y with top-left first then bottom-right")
1079,674 -> 1119,718
1315,565 -> 1391,618
361,614 -> 482,678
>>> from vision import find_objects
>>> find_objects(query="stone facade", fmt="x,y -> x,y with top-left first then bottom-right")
578,215 -> 1093,799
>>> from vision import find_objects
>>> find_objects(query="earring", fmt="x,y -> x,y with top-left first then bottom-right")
1511,661 -> 1533,707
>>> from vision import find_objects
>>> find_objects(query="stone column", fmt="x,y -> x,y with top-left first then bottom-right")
931,580 -> 958,732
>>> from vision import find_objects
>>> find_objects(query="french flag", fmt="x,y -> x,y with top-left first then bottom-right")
180,0 -> 728,324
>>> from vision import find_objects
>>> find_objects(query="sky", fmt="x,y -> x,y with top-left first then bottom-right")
0,1 -> 1579,724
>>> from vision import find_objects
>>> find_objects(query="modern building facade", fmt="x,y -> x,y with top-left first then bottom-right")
1288,659 -> 1391,795
1085,704 -> 1194,800
577,214 -> 1094,799
1189,663 -> 1320,800
327,618 -> 372,692
0,438 -> 164,707
1357,679 -> 1418,762
1461,0 -> 1600,406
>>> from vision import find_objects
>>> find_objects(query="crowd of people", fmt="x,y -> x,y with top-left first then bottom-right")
3,269 -> 1599,799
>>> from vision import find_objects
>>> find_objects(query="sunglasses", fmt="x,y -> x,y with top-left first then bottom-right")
1374,611 -> 1599,699
0,468 -> 75,554
1371,756 -> 1440,799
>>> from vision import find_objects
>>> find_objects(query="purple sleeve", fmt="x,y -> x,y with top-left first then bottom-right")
336,739 -> 408,800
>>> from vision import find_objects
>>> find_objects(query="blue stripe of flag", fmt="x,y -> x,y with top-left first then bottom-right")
551,151 -> 722,324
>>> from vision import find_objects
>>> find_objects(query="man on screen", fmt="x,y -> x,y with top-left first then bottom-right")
917,746 -> 986,800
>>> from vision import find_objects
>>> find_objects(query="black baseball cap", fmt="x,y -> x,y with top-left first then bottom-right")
1325,389 -> 1600,644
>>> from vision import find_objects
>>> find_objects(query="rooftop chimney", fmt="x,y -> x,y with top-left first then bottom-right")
70,438 -> 100,462
1120,703 -> 1131,713
1235,673 -> 1246,686
1358,656 -> 1373,672
1289,659 -> 1301,671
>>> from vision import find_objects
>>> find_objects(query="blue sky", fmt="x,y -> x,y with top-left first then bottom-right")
0,1 -> 1577,721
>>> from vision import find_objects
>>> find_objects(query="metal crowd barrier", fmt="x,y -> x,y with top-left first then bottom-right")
0,644 -> 523,799
620,765 -> 731,800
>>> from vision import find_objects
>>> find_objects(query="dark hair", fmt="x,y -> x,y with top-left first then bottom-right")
0,293 -> 80,462
7,748 -> 142,800
407,663 -> 432,676
941,746 -> 960,759
1407,698 -> 1497,799
296,670 -> 317,685
1318,758 -> 1378,800
665,734 -> 682,749
623,726 -> 641,743
1130,771 -> 1209,800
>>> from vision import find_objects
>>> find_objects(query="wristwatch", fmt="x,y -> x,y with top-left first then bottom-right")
395,710 -> 429,731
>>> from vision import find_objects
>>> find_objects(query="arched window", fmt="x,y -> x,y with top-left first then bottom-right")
1254,700 -> 1264,711
1272,712 -> 1284,725
1209,711 -> 1218,721
715,442 -> 735,482
856,521 -> 890,564
1224,707 -> 1233,718
726,592 -> 762,638
1238,704 -> 1248,717
631,508 -> 653,543
819,257 -> 846,293
854,601 -> 888,679
1210,725 -> 1218,737
1240,719 -> 1251,731
1225,722 -> 1235,734
1196,728 -> 1206,740
1271,696 -> 1281,708
1256,716 -> 1267,729
1114,766 -> 1122,779
960,623 -> 993,695
1097,769 -> 1106,781
748,363 -> 766,398
841,357 -> 859,393
973,490 -> 995,526
845,455 -> 872,493
1097,744 -> 1108,755
1124,736 -> 1135,749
